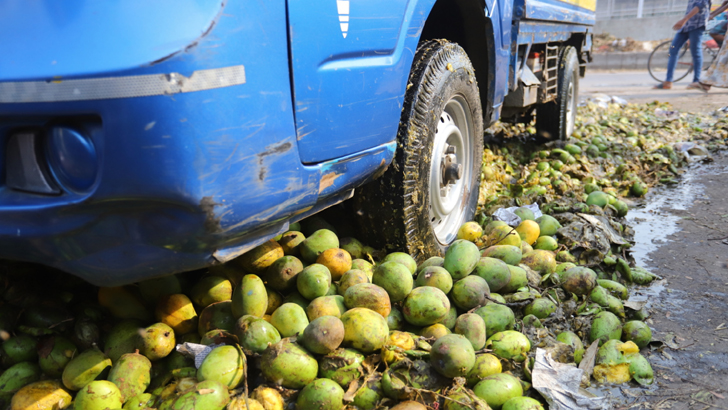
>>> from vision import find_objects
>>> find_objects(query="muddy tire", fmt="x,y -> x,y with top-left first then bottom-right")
536,46 -> 579,140
354,40 -> 483,262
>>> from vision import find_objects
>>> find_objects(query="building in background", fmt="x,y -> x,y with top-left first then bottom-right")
595,0 -> 688,41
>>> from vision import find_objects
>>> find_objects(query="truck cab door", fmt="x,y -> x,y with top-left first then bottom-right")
287,0 -> 413,164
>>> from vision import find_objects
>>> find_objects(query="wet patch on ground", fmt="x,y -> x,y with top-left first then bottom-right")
605,153 -> 728,409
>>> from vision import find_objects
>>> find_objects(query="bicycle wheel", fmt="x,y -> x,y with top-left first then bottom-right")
648,40 -> 692,83
702,43 -> 719,71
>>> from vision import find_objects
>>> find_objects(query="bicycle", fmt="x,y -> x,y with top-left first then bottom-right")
647,38 -> 720,83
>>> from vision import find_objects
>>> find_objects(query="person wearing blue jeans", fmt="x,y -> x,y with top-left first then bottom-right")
655,0 -> 711,90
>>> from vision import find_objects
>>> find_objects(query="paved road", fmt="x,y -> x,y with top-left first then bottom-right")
580,70 -> 728,113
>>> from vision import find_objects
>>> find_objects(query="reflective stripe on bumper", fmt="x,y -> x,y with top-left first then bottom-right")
0,65 -> 246,103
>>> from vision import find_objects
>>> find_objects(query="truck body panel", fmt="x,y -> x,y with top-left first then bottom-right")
0,0 -> 594,285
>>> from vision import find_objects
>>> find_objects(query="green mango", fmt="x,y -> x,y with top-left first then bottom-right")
415,266 -> 453,294
340,308 -> 388,353
352,374 -> 383,410
123,393 -> 155,410
597,279 -> 629,300
443,240 -> 481,280
296,264 -> 332,301
535,215 -> 561,236
387,306 -> 405,331
306,295 -> 347,321
522,314 -> 543,328
260,339 -> 318,389
382,252 -> 417,274
300,316 -> 345,355
629,353 -> 654,386
438,305 -> 458,330
556,331 -> 584,364
171,380 -> 229,410
486,331 -> 531,362
523,298 -> 557,319
500,266 -> 528,294
300,229 -> 339,263
197,345 -> 245,389
200,329 -> 237,346
2,334 -> 37,367
338,269 -> 370,295
451,276 -> 490,310
38,336 -> 77,377
197,301 -> 235,337
231,274 -> 268,318
372,261 -> 413,303
190,276 -> 232,308
622,321 -> 652,348
296,378 -> 344,410
475,304 -> 515,339
590,311 -> 623,346
502,397 -> 545,410
466,354 -> 502,387
473,373 -> 523,410
454,313 -> 486,350
270,303 -> 309,338
318,348 -> 365,388
62,348 -> 112,390
416,256 -> 445,273
472,257 -> 511,293
263,255 -> 304,292
402,287 -> 450,327
533,236 -> 558,251
138,323 -> 175,361
481,245 -> 522,266
108,351 -> 152,402
0,362 -> 41,398
444,388 -> 489,410
430,334 -> 475,378
351,259 -> 375,280
104,320 -> 143,363
279,231 -> 306,257
559,267 -> 597,296
520,250 -> 556,275
74,381 -> 123,410
234,316 -> 281,353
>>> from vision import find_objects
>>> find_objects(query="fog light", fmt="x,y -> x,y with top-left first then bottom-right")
46,126 -> 98,192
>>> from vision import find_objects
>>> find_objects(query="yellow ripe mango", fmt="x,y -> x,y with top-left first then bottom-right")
316,248 -> 352,281
156,294 -> 198,335
515,220 -> 540,245
593,363 -> 631,384
457,222 -> 484,242
11,380 -> 72,410
381,331 -> 415,364
251,386 -> 285,410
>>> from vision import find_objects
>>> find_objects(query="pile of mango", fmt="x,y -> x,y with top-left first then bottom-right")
1,101 -> 719,410
479,101 -> 728,213
0,196 -> 656,410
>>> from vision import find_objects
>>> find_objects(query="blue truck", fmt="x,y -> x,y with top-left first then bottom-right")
0,0 -> 595,286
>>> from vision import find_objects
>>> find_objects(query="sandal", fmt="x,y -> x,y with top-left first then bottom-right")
653,82 -> 672,89
687,82 -> 708,92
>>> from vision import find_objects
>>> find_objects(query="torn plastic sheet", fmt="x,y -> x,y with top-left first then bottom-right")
176,342 -> 224,368
674,142 -> 711,163
532,349 -> 611,410
493,203 -> 542,226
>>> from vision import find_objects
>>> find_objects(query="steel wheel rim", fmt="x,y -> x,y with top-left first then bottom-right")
565,81 -> 576,138
429,95 -> 474,245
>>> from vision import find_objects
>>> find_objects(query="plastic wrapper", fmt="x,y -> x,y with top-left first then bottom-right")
492,203 -> 542,226
175,342 -> 225,368
532,349 -> 611,410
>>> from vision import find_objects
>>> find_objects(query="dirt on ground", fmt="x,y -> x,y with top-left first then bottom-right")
619,153 -> 728,409
580,71 -> 728,114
